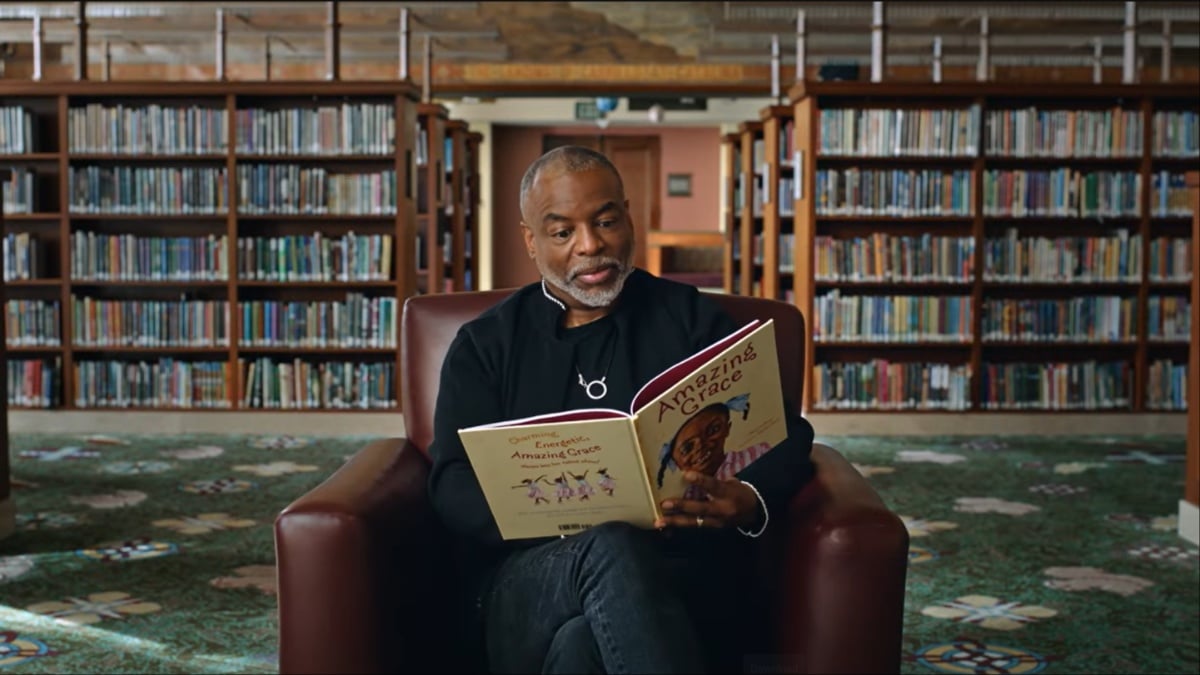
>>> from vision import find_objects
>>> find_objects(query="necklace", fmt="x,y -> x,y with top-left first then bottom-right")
541,279 -> 616,401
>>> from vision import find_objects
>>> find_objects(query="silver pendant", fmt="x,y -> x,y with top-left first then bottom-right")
578,374 -> 608,400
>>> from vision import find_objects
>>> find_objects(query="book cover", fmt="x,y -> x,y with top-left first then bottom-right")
458,319 -> 786,540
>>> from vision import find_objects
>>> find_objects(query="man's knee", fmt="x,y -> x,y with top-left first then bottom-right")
571,522 -> 670,586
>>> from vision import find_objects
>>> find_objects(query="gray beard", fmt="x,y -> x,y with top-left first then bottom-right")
538,259 -> 633,309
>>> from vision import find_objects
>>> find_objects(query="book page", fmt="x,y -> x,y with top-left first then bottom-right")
458,417 -> 655,540
629,320 -> 788,509
464,408 -> 629,430
629,320 -> 761,412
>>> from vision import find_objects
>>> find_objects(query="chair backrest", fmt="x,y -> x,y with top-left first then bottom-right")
401,289 -> 806,456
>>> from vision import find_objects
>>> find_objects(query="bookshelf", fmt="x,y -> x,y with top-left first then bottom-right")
734,121 -> 764,296
721,132 -> 739,293
415,102 -> 449,294
464,130 -> 483,292
1,168 -> 11,539
772,82 -> 1198,413
2,81 -> 425,412
1187,171 -> 1198,513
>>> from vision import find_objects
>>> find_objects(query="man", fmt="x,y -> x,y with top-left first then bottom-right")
427,145 -> 816,673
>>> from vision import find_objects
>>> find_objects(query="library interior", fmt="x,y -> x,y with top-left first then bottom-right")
0,2 -> 1197,674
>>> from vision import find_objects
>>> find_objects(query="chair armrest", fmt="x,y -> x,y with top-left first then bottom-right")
274,437 -> 443,674
771,443 -> 910,674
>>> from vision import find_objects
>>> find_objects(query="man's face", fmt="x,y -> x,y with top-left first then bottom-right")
521,167 -> 635,309
670,407 -> 731,477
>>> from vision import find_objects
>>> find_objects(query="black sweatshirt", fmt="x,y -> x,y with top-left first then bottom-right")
426,269 -> 816,586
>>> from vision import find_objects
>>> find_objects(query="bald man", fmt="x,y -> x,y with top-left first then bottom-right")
427,146 -> 816,673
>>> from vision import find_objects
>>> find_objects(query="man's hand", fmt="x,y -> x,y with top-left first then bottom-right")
654,471 -> 762,530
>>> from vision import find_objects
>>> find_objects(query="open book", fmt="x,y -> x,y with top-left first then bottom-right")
458,319 -> 787,540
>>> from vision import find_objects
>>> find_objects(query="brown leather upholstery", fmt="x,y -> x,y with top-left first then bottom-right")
276,289 -> 910,674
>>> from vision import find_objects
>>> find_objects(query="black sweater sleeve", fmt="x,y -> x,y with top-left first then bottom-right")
426,329 -> 505,546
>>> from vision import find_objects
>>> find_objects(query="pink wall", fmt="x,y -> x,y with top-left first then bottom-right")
490,124 -> 722,289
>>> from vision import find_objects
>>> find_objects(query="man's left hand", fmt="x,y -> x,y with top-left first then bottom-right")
655,472 -> 761,530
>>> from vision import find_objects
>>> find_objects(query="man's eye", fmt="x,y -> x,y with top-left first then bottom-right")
551,230 -> 570,239
597,220 -> 615,228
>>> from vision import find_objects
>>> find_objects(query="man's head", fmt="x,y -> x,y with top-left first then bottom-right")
668,404 -> 732,477
520,146 -> 635,311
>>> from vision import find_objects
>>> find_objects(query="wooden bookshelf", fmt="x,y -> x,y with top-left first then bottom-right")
768,82 -> 1199,413
1,168 -> 11,540
464,130 -> 483,292
734,121 -> 764,296
720,132 -> 739,293
1187,170 -> 1198,510
415,102 -> 448,295
2,81 -> 427,412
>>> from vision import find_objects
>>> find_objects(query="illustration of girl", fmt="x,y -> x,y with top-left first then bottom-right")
512,475 -> 550,505
547,474 -> 575,503
656,393 -> 770,500
569,470 -> 596,501
596,468 -> 616,496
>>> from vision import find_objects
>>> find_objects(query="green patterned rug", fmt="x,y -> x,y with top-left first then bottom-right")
0,433 -> 1197,674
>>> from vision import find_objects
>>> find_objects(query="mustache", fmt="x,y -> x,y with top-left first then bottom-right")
568,257 -> 626,280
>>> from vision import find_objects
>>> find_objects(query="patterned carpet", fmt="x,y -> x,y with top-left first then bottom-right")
0,433 -> 1197,674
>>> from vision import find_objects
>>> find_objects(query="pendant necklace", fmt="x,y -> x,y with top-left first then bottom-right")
541,278 -> 616,401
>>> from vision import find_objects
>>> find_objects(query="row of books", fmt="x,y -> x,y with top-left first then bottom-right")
1151,172 -> 1194,217
3,168 -> 34,213
809,108 -> 1196,158
74,359 -> 232,409
815,168 -> 974,216
237,233 -> 392,281
1150,237 -> 1194,280
1146,359 -> 1189,411
68,165 -> 229,214
240,358 -> 396,409
71,298 -> 230,347
812,292 -> 973,342
811,361 -> 972,410
1147,296 -> 1192,341
819,107 -> 982,157
8,295 -> 401,348
68,103 -> 228,155
979,361 -> 1130,410
237,165 -> 398,215
0,106 -> 35,154
71,231 -> 230,281
8,358 -> 59,408
234,104 -> 395,156
239,295 -> 398,348
981,169 -> 1141,218
983,108 -> 1144,157
3,232 -> 44,281
812,234 -> 975,282
980,297 -> 1138,343
982,229 -> 1143,283
6,299 -> 61,346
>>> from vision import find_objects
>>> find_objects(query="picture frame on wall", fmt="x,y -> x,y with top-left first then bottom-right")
667,173 -> 692,197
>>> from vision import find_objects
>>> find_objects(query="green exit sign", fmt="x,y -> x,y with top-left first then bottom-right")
575,101 -> 601,120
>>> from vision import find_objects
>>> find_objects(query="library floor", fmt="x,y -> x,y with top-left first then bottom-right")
0,433 -> 1197,674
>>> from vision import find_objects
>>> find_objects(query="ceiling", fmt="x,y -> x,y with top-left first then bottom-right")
0,1 -> 1197,71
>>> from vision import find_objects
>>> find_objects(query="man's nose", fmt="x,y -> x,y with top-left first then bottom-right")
574,224 -> 604,255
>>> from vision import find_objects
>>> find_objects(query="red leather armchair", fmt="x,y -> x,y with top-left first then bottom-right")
274,290 -> 909,674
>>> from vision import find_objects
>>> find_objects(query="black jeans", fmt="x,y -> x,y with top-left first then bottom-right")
481,521 -> 763,674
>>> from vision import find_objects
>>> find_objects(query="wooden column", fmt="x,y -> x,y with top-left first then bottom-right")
32,15 -> 44,81
422,34 -> 432,102
0,168 -> 11,541
74,0 -> 88,81
1184,170 -> 1199,545
324,1 -> 340,81
216,8 -> 228,81
399,7 -> 410,80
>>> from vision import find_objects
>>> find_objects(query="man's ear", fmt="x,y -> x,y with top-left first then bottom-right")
521,223 -> 535,259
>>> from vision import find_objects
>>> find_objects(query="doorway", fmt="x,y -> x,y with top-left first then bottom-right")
542,134 -> 661,270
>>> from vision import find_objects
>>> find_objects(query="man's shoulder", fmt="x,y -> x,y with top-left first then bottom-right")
454,282 -> 541,345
